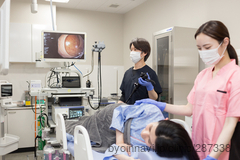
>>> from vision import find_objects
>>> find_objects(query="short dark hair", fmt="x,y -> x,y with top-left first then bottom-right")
154,120 -> 199,160
129,38 -> 151,62
195,20 -> 238,65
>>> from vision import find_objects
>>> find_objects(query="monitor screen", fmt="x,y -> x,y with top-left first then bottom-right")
42,31 -> 86,62
1,84 -> 12,97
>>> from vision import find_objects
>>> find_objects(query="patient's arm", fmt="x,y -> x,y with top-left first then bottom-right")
116,129 -> 131,156
114,154 -> 140,160
116,129 -> 124,144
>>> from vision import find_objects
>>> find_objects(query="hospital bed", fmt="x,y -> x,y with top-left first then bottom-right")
56,113 -> 191,160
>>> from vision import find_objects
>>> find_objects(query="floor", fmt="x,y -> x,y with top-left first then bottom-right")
4,152 -> 43,160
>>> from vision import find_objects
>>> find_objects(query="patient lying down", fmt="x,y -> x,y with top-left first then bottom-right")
65,102 -> 199,160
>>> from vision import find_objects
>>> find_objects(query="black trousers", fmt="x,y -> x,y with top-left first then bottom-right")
229,122 -> 240,160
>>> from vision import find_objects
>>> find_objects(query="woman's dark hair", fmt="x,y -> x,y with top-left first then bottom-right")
129,38 -> 151,62
155,120 -> 199,160
195,20 -> 238,65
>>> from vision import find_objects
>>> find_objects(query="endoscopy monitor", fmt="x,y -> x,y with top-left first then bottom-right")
42,31 -> 86,62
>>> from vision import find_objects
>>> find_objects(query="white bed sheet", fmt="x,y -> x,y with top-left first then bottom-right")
57,114 -> 189,160
67,141 -> 187,160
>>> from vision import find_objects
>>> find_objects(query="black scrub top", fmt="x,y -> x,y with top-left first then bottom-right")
119,65 -> 162,104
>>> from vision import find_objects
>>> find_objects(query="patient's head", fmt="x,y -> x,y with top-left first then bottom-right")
141,121 -> 158,148
141,120 -> 199,160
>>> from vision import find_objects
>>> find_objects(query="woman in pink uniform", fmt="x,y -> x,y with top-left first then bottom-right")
134,20 -> 240,160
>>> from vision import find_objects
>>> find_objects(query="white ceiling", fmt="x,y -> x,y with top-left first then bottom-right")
36,0 -> 148,14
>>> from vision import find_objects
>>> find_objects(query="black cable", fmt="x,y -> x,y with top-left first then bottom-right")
39,114 -> 48,128
48,68 -> 62,88
98,52 -> 102,107
125,83 -> 141,104
34,114 -> 49,159
30,99 -> 46,114
48,70 -> 54,87
96,52 -> 100,109
31,104 -> 40,114
97,54 -> 99,106
50,82 -> 59,88
98,51 -> 103,108
87,96 -> 98,110
70,62 -> 76,67
66,62 -> 76,67
100,52 -> 102,107
26,81 -> 30,91
56,72 -> 59,84
34,135 -> 41,159
88,51 -> 102,110
39,115 -> 44,128
42,113 -> 49,127
48,68 -> 64,88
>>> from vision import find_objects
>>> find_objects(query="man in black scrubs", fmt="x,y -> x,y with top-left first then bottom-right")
119,38 -> 162,104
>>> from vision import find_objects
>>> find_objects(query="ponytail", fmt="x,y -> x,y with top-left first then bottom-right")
227,44 -> 238,65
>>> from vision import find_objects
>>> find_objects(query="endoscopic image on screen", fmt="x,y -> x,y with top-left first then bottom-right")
44,32 -> 85,59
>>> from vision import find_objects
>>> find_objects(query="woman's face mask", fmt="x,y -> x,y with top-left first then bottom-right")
130,51 -> 143,64
198,42 -> 227,65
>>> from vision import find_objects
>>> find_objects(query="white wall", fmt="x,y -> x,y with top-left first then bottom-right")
56,8 -> 124,66
6,0 -> 56,24
55,8 -> 125,97
3,0 -> 240,100
123,0 -> 240,70
0,1 -> 56,100
0,1 -> 125,101
73,64 -> 124,97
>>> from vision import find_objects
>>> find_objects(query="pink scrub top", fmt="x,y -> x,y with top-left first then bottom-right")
187,59 -> 240,160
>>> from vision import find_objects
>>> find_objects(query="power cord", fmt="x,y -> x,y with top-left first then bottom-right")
34,135 -> 41,160
87,96 -> 98,110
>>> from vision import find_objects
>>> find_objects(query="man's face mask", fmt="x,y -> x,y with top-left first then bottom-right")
198,42 -> 227,65
130,51 -> 143,64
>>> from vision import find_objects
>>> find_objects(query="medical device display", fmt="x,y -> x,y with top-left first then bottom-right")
62,76 -> 80,88
0,81 -> 12,98
69,107 -> 84,119
0,0 -> 10,75
52,105 -> 84,123
42,31 -> 86,62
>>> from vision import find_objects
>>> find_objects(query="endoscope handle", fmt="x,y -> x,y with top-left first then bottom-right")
140,72 -> 156,85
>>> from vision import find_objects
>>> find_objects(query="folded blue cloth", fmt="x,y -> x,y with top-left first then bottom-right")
66,133 -> 74,142
66,133 -> 97,145
103,144 -> 139,160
